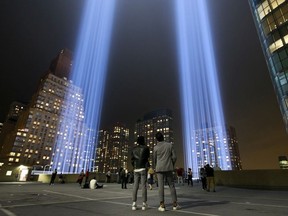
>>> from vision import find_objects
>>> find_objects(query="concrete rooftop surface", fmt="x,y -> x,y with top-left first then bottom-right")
0,182 -> 287,216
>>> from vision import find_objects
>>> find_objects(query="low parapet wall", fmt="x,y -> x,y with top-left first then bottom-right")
214,169 -> 288,190
38,172 -> 117,184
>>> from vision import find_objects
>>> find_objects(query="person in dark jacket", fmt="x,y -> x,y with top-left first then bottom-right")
49,169 -> 57,185
205,164 -> 215,192
131,136 -> 150,211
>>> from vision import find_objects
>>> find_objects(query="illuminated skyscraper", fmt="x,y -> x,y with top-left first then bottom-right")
95,123 -> 129,174
192,125 -> 241,173
109,123 -> 129,173
0,49 -> 95,173
134,109 -> 174,166
95,129 -> 110,173
249,0 -> 288,132
0,101 -> 27,162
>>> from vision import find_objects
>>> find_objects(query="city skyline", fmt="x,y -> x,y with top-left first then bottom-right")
1,0 -> 288,170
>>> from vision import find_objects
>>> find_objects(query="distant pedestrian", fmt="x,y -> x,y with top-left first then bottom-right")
187,168 -> 193,186
106,170 -> 111,183
120,168 -> 128,189
176,167 -> 184,185
205,164 -> 215,192
153,132 -> 180,211
148,167 -> 155,190
49,169 -> 57,185
118,167 -> 123,184
131,136 -> 150,210
77,169 -> 85,187
200,167 -> 207,190
58,173 -> 65,184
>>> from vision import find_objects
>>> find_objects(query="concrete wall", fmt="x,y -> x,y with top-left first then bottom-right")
214,170 -> 288,190
38,172 -> 118,184
2,169 -> 288,190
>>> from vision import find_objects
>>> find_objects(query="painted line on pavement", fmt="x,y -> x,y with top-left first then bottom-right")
231,201 -> 288,209
98,200 -> 220,216
0,204 -> 17,216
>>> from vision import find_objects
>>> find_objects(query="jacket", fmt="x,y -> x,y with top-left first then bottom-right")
131,144 -> 150,169
153,141 -> 177,172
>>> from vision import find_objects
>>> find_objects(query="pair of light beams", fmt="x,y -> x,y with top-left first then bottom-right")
54,0 -> 231,174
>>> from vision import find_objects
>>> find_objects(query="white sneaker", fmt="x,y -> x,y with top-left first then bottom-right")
158,205 -> 166,212
142,202 -> 147,210
173,205 -> 181,210
132,202 -> 137,210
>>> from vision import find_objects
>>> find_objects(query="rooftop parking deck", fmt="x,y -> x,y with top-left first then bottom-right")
0,181 -> 287,216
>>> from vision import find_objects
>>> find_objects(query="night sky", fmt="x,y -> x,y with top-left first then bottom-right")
1,0 -> 287,170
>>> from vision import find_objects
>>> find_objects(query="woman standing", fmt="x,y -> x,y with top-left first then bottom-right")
187,168 -> 193,186
148,167 -> 154,190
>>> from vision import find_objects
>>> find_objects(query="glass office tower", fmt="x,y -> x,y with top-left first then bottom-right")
249,0 -> 288,132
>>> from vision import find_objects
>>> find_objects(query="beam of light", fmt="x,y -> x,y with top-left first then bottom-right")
175,0 -> 232,177
51,0 -> 116,173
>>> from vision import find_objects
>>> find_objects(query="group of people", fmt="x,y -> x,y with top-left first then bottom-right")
175,165 -> 215,192
49,130 -> 217,212
200,164 -> 216,192
131,132 -> 180,211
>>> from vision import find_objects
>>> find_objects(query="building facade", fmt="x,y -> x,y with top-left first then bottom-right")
0,49 -> 95,174
95,123 -> 129,174
134,109 -> 174,167
249,0 -> 288,132
192,125 -> 241,177
95,129 -> 110,173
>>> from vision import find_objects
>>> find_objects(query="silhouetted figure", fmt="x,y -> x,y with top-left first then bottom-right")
49,169 -> 57,185
120,168 -> 128,189
200,167 -> 207,190
205,164 -> 215,192
77,169 -> 85,187
106,170 -> 111,183
187,168 -> 193,186
58,173 -> 65,184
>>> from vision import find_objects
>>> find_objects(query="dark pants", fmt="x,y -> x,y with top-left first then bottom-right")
187,176 -> 193,186
121,177 -> 127,189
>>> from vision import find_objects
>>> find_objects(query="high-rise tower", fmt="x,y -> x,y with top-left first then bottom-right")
249,0 -> 288,132
95,123 -> 129,174
0,49 -> 95,173
134,109 -> 174,167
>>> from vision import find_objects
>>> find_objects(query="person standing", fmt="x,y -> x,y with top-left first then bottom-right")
77,169 -> 84,187
205,164 -> 215,192
176,167 -> 184,185
49,169 -> 57,185
120,168 -> 128,189
200,167 -> 207,190
147,167 -> 155,190
131,136 -> 150,211
153,132 -> 180,211
187,168 -> 193,186
106,170 -> 111,183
